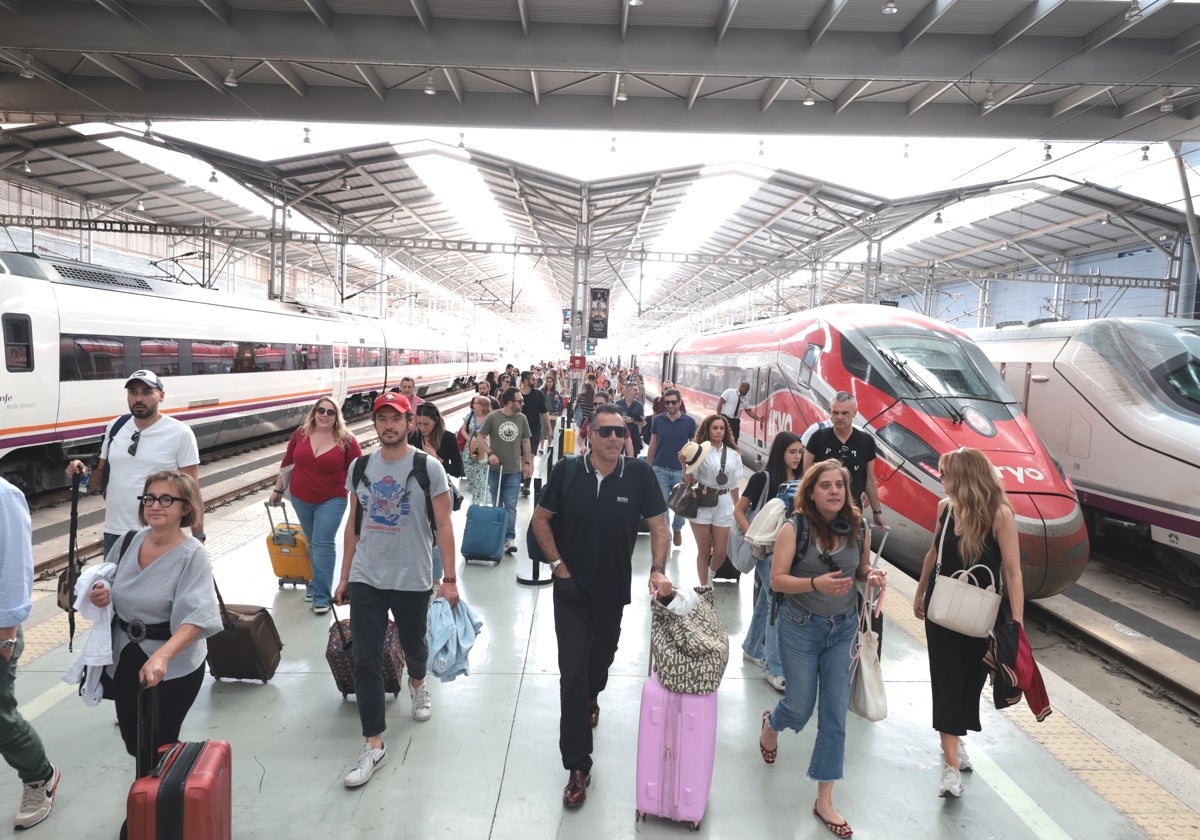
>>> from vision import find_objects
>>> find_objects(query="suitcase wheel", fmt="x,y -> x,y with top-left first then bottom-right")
342,692 -> 349,700
392,690 -> 400,699
690,821 -> 700,831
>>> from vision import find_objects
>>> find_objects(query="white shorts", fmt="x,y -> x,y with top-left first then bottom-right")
691,492 -> 734,527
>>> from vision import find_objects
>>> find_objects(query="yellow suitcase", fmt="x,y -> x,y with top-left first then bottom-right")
264,502 -> 312,588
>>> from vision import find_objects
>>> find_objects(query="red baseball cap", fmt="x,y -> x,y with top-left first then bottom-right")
373,392 -> 411,414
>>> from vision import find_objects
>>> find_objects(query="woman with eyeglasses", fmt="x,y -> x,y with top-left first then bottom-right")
683,414 -> 743,585
270,397 -> 362,615
758,459 -> 885,839
87,470 -> 222,777
913,447 -> 1023,799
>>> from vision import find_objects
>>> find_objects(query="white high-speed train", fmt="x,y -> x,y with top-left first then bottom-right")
0,251 -> 498,493
969,317 -> 1200,584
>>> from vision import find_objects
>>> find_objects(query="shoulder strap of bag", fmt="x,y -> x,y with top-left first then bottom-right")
351,454 -> 371,536
99,413 -> 133,496
934,505 -> 951,576
771,514 -> 811,625
408,451 -> 437,535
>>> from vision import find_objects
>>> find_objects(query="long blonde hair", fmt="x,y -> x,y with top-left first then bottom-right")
939,447 -> 1012,564
302,397 -> 352,448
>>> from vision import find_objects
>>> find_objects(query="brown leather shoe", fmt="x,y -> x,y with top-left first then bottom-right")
562,770 -> 591,807
588,701 -> 600,729
673,531 -> 683,547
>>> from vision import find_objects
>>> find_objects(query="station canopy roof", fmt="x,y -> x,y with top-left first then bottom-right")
0,122 -> 1190,335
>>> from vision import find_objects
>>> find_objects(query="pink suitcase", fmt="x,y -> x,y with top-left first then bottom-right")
634,670 -> 718,830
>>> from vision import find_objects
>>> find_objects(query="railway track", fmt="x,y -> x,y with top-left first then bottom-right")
33,393 -> 471,578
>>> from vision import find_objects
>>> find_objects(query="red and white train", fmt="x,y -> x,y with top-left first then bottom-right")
1,251 -> 498,493
635,304 -> 1089,598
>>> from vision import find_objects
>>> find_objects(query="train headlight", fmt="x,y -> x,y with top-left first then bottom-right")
960,405 -> 996,438
877,422 -> 941,479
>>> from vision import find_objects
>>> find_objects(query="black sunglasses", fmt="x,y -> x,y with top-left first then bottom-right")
127,430 -> 141,457
662,399 -> 678,405
138,493 -> 184,508
593,425 -> 628,438
314,407 -> 337,417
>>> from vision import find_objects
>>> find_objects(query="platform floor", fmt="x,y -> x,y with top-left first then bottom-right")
11,488 -> 1200,839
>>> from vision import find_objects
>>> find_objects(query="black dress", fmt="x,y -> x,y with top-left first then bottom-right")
924,506 -> 1002,735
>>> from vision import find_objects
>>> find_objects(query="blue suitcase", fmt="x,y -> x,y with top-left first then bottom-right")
461,468 -> 506,565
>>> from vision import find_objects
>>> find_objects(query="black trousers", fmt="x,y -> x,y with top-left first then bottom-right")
727,417 -> 742,442
349,583 -> 430,738
925,619 -> 989,736
112,642 -> 206,759
553,576 -> 624,773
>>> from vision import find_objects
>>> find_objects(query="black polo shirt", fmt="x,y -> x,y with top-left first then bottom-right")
805,426 -> 877,502
537,454 -> 667,606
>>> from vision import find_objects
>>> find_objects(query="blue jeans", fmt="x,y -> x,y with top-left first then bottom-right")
289,495 -> 347,608
742,555 -> 783,678
487,469 -> 521,541
651,465 -> 686,533
768,603 -> 857,782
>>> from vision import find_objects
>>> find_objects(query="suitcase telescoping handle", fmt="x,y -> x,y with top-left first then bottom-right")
136,683 -> 160,778
329,604 -> 352,651
263,499 -> 295,530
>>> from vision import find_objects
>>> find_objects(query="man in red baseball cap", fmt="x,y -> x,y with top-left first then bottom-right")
336,390 -> 458,789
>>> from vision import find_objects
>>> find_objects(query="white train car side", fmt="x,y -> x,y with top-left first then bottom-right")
969,317 -> 1200,583
1,251 -> 494,493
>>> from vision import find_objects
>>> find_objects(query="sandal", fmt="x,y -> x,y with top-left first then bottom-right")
813,806 -> 853,838
758,711 -> 777,765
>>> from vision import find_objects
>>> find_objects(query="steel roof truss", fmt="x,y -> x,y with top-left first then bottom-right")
265,60 -> 307,98
81,52 -> 146,92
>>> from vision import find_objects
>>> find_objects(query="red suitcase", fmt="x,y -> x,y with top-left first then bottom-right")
127,687 -> 232,840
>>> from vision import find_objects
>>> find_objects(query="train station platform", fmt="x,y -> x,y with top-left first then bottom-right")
10,487 -> 1200,839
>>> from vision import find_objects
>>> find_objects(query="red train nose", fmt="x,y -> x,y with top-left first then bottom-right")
1010,492 -> 1090,598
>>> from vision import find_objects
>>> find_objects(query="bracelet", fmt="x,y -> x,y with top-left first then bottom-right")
443,577 -> 457,584
810,575 -> 818,592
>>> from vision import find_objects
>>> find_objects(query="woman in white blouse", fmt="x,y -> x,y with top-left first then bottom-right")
89,470 -> 222,760
683,414 -> 744,585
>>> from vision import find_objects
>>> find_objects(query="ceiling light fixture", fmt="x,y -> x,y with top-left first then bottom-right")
457,132 -> 465,149
340,177 -> 350,191
137,200 -> 145,212
1043,143 -> 1052,162
982,84 -> 995,111
934,211 -> 943,224
22,160 -> 31,175
616,76 -> 628,102
882,0 -> 899,15
143,119 -> 152,139
1159,90 -> 1174,113
303,127 -> 311,144
903,142 -> 909,159
811,206 -> 820,218
1125,1 -> 1142,22
628,0 -> 644,6
208,170 -> 217,184
758,139 -> 764,157
802,84 -> 815,107
610,136 -> 617,153
1001,240 -> 1009,251
224,67 -> 238,88
1102,213 -> 1111,225
423,69 -> 437,95
1140,146 -> 1150,162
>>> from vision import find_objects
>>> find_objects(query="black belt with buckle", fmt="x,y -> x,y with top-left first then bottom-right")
116,617 -> 172,642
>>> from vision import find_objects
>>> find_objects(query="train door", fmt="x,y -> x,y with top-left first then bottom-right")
1,293 -> 61,492
998,361 -> 1031,410
331,342 -> 349,405
748,366 -> 774,467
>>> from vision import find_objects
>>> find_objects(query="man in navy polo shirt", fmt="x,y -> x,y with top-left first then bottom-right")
644,388 -> 697,546
531,404 -> 673,809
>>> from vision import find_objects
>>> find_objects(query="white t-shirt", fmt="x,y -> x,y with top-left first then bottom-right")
719,388 -> 742,419
99,415 -> 200,535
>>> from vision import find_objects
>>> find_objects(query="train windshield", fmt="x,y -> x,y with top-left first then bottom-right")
868,332 -> 1005,400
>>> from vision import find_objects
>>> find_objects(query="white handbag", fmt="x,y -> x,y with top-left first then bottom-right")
926,510 -> 1002,639
849,597 -> 887,721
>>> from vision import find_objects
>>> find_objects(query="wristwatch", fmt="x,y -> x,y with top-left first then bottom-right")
549,559 -> 564,572
0,639 -> 17,651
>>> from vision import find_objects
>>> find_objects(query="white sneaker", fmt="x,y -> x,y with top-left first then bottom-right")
766,673 -> 786,693
344,744 -> 387,788
742,650 -> 765,669
957,739 -> 973,772
303,592 -> 314,602
504,540 -> 518,554
14,764 -> 60,829
411,683 -> 432,722
939,764 -> 963,798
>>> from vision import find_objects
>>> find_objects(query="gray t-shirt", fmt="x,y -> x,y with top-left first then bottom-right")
784,525 -> 861,617
106,530 -> 223,679
346,450 -> 449,592
477,409 -> 531,474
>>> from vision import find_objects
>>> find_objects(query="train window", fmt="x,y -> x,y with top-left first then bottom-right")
869,334 -> 998,400
191,340 -> 236,375
1163,359 -> 1200,411
800,345 -> 819,388
3,314 -> 33,372
140,339 -> 180,377
58,334 -> 125,381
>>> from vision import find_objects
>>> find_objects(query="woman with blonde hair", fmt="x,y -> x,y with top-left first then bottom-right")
913,447 -> 1023,799
682,414 -> 743,585
270,396 -> 362,614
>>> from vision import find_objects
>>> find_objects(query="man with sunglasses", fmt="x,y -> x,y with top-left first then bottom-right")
531,404 -> 672,809
803,391 -> 885,528
645,388 -> 698,547
65,370 -> 202,557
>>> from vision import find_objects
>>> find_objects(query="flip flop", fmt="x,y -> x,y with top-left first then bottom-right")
759,711 -> 777,765
813,806 -> 853,838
